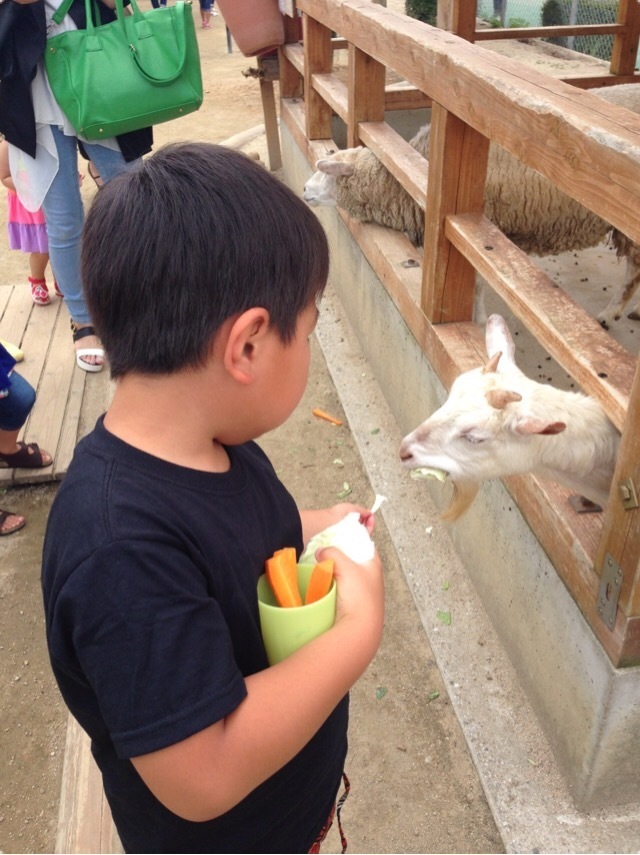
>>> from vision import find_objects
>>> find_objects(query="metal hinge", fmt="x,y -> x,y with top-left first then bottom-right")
596,553 -> 623,631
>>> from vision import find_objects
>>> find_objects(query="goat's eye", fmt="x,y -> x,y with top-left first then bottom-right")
462,431 -> 486,444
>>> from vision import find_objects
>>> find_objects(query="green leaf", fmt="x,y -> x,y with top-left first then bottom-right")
442,581 -> 450,591
436,610 -> 452,626
427,690 -> 440,702
337,481 -> 352,499
375,686 -> 388,700
370,427 -> 381,435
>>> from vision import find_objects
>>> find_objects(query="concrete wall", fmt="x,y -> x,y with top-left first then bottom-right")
283,122 -> 640,810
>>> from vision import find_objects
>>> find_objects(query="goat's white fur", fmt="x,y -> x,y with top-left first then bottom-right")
399,314 -> 619,520
303,84 -> 640,327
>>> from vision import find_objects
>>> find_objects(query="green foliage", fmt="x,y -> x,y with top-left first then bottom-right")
541,0 -> 567,46
542,0 -> 618,59
404,0 -> 437,26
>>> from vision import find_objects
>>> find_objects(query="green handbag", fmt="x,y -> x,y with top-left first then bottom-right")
44,0 -> 203,140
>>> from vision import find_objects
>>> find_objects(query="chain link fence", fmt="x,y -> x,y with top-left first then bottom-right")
476,1 -> 620,60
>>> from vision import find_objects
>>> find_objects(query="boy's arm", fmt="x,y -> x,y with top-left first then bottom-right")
300,503 -> 374,545
131,546 -> 383,823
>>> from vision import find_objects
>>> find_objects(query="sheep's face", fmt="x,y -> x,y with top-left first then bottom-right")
303,169 -> 338,206
303,151 -> 360,206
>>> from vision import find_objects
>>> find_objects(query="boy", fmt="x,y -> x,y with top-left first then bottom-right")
41,143 -> 384,853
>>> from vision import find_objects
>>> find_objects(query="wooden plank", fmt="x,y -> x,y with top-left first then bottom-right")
595,356 -> 640,619
384,85 -> 432,111
450,0 -> 476,42
259,77 -> 283,171
56,715 -> 122,854
500,474 -> 640,667
8,302 -> 75,486
0,284 -> 30,349
560,73 -> 640,87
282,42 -> 305,76
474,24 -> 627,41
609,0 -> 640,77
421,104 -> 487,323
347,44 -> 385,147
280,17 -> 304,99
298,0 -> 640,245
358,121 -> 428,209
312,71 -> 348,121
445,212 -> 636,432
303,13 -> 333,139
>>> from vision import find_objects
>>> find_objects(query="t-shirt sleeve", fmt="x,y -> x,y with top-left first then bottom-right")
53,540 -> 248,759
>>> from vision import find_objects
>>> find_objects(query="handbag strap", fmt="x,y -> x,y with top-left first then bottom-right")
52,0 -> 75,26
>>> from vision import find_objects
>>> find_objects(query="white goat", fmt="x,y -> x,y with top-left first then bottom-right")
303,84 -> 640,327
399,314 -> 619,520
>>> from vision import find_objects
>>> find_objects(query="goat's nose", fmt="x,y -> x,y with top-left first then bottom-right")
399,439 -> 413,461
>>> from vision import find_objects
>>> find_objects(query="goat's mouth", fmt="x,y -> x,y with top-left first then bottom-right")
400,453 -> 449,482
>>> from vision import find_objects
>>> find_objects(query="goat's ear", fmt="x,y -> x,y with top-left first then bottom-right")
316,159 -> 356,177
483,351 -> 502,374
486,389 -> 522,409
485,314 -> 517,367
514,418 -> 567,436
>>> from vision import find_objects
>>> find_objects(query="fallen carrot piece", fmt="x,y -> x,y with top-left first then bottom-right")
266,548 -> 302,608
305,559 -> 335,605
312,408 -> 343,426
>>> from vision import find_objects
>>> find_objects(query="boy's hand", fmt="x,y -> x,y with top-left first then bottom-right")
317,545 -> 384,655
300,502 -> 375,544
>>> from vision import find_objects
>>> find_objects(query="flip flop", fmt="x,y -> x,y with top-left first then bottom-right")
0,509 -> 26,536
0,441 -> 52,469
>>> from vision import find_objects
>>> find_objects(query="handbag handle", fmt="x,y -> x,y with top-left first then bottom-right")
53,0 -> 188,85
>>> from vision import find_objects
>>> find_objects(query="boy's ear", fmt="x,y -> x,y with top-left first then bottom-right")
223,307 -> 271,384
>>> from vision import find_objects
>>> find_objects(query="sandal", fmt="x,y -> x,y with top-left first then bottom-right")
71,321 -> 105,373
87,162 -> 103,189
0,441 -> 52,469
53,280 -> 64,299
29,276 -> 51,306
0,508 -> 25,537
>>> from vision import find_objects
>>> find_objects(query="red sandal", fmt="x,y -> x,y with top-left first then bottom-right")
29,276 -> 51,306
53,279 -> 64,299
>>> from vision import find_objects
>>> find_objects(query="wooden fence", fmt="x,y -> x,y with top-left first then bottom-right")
278,0 -> 640,666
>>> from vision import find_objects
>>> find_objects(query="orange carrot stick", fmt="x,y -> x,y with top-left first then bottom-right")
312,408 -> 343,426
305,559 -> 334,605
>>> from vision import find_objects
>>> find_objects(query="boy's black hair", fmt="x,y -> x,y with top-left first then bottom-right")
81,142 -> 330,378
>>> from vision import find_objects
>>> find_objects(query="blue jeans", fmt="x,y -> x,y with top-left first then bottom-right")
41,126 -> 140,325
0,372 -> 36,432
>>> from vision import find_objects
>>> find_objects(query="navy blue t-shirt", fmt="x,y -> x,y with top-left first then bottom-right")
42,418 -> 348,853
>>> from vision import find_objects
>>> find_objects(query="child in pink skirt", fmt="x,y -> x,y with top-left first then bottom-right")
0,139 -> 61,306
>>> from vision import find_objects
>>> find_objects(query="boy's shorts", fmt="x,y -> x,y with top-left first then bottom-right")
309,773 -> 350,854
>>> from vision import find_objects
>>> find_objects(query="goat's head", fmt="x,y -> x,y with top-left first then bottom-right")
399,315 -> 567,520
302,149 -> 361,206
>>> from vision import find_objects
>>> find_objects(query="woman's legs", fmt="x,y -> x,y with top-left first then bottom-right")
42,128 -> 140,369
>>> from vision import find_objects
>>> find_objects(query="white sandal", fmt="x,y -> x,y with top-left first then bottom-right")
71,322 -> 105,373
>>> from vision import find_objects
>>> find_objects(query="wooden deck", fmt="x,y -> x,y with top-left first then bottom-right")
0,283 -> 114,487
1,284 -> 120,851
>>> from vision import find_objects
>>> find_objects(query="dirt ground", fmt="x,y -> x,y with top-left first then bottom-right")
0,6 -> 632,854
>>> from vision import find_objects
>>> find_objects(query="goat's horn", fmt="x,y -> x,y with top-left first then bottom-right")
486,389 -> 523,410
483,352 -> 502,374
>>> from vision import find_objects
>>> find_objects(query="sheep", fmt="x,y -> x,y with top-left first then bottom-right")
398,314 -> 620,520
302,83 -> 640,327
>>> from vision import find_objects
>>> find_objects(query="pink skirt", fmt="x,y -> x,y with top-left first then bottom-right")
7,191 -> 48,254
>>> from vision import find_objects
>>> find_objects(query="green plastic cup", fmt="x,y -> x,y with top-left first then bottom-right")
257,563 -> 337,665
